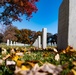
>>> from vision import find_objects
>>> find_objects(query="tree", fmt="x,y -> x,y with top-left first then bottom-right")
19,29 -> 31,44
47,32 -> 52,44
0,0 -> 38,25
15,29 -> 22,42
3,25 -> 18,42
0,33 -> 3,43
32,31 -> 42,43
50,33 -> 57,44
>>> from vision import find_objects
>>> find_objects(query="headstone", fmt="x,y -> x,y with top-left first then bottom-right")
38,36 -> 41,48
33,36 -> 41,48
7,39 -> 9,46
10,41 -> 12,46
51,43 -> 54,47
13,41 -> 16,46
54,42 -> 57,47
33,38 -> 38,48
57,0 -> 76,50
42,28 -> 47,49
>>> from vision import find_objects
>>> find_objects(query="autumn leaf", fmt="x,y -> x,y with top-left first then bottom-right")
17,60 -> 24,67
21,65 -> 29,71
72,61 -> 76,66
27,61 -> 35,67
12,55 -> 19,61
71,69 -> 76,75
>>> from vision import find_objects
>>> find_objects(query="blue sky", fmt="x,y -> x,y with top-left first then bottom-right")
13,0 -> 62,34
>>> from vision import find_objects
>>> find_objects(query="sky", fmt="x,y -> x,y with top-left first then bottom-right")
13,0 -> 62,34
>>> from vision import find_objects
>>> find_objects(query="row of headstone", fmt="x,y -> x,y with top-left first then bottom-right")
6,39 -> 28,46
48,42 -> 57,47
33,28 -> 47,49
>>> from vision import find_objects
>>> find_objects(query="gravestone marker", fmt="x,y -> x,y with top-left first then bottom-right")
33,36 -> 41,48
10,41 -> 12,46
13,41 -> 16,46
38,36 -> 41,48
42,28 -> 47,49
7,39 -> 9,46
57,0 -> 76,50
33,38 -> 38,48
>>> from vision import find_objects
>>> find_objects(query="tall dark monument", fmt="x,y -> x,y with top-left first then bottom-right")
57,0 -> 76,50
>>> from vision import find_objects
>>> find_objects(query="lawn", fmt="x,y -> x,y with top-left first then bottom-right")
0,45 -> 76,75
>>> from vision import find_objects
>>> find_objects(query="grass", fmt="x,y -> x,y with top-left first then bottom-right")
0,45 -> 76,75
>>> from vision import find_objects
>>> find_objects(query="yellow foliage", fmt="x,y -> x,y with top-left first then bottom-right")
21,65 -> 29,70
43,53 -> 48,57
3,54 -> 10,60
71,69 -> 76,75
66,46 -> 73,52
27,62 -> 35,67
17,60 -> 24,67
62,50 -> 66,53
72,61 -> 76,66
12,55 -> 19,61
62,46 -> 74,53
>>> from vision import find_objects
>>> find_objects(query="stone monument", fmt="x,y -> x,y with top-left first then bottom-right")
42,28 -> 47,49
33,36 -> 41,48
38,36 -> 41,48
7,39 -> 9,46
57,0 -> 76,50
10,41 -> 12,46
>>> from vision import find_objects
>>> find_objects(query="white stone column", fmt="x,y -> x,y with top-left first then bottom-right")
7,39 -> 9,46
10,41 -> 12,46
42,28 -> 47,49
13,41 -> 16,46
38,36 -> 41,48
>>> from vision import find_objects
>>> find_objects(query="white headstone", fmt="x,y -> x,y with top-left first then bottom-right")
52,43 -> 54,47
33,36 -> 41,48
10,41 -> 12,46
54,42 -> 57,47
7,39 -> 9,46
38,36 -> 41,48
33,38 -> 38,48
13,41 -> 16,46
42,28 -> 47,49
58,0 -> 76,50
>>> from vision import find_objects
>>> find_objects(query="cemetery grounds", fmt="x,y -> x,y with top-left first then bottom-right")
0,44 -> 76,75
